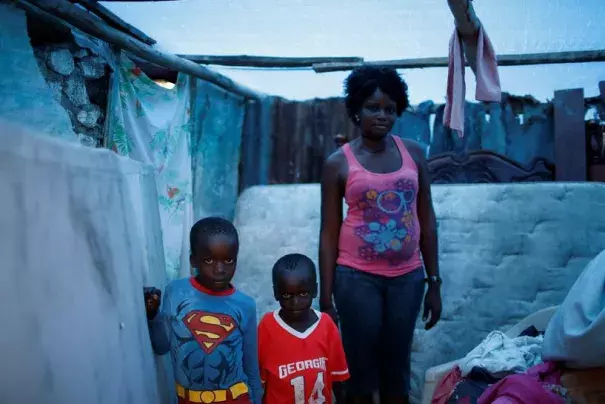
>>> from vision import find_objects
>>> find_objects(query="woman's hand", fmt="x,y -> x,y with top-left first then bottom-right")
422,285 -> 442,330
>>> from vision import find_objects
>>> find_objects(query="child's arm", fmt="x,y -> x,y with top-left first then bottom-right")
242,302 -> 262,404
145,286 -> 172,356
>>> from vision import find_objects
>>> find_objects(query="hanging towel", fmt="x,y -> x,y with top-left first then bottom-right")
444,25 -> 501,138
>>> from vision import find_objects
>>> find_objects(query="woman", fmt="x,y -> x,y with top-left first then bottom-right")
319,66 -> 442,404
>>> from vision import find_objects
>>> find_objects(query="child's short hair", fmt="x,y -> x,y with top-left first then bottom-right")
189,216 -> 239,255
272,253 -> 317,286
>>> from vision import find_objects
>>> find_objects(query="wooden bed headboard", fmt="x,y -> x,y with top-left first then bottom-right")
427,150 -> 555,184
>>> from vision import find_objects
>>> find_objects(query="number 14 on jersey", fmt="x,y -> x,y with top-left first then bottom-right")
290,372 -> 327,404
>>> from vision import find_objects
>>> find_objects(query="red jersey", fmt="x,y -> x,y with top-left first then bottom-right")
258,310 -> 349,404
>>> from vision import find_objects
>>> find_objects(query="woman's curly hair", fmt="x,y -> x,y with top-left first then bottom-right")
343,66 -> 409,122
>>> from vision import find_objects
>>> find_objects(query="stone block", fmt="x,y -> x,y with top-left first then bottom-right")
64,70 -> 89,107
78,56 -> 106,79
73,48 -> 89,59
77,133 -> 98,147
77,103 -> 101,128
47,48 -> 74,76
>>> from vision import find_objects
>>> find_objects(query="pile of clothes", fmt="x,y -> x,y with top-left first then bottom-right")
432,329 -> 569,403
432,249 -> 605,404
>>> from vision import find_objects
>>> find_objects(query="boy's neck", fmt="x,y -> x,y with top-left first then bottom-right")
190,277 -> 235,296
279,308 -> 318,332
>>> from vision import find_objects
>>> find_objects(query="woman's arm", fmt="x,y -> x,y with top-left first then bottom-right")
319,154 -> 345,313
408,141 -> 439,280
404,139 -> 442,330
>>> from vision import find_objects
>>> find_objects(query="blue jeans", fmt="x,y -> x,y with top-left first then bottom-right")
334,265 -> 425,396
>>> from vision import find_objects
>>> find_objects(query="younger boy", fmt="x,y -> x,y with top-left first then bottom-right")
144,217 -> 262,404
258,253 -> 349,403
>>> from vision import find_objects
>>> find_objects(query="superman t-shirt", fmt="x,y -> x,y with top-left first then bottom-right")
258,310 -> 349,404
148,277 -> 262,404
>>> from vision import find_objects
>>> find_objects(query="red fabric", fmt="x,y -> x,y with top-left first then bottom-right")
258,311 -> 349,404
444,25 -> 501,138
431,365 -> 462,404
526,361 -> 563,385
478,362 -> 564,404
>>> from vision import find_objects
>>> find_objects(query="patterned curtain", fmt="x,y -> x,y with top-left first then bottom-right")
107,54 -> 193,281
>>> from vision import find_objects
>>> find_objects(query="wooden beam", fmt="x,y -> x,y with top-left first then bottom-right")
10,0 -> 73,32
127,53 -> 178,82
18,0 -> 259,99
447,0 -> 480,37
553,88 -> 586,181
72,0 -> 156,45
312,49 -> 605,73
179,54 -> 364,68
447,0 -> 481,73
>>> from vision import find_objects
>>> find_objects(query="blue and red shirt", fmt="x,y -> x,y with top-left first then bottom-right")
148,277 -> 262,404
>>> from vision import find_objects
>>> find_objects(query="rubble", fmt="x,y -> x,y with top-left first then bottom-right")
73,48 -> 89,59
34,43 -> 109,148
77,133 -> 98,147
64,70 -> 90,106
77,104 -> 102,128
47,48 -> 74,76
78,56 -> 106,79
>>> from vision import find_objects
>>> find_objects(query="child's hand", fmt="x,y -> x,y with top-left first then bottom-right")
143,287 -> 161,320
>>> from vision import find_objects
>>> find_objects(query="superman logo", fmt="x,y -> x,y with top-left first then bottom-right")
183,311 -> 237,354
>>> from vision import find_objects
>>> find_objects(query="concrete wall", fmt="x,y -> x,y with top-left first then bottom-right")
0,4 -> 77,143
233,182 -> 605,403
0,4 -> 111,148
0,122 -> 170,404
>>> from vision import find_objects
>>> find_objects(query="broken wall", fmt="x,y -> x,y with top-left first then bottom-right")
32,40 -> 109,148
0,4 -> 111,148
0,4 -> 77,143
240,94 -> 557,187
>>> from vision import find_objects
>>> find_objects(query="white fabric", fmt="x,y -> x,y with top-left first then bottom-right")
457,331 -> 544,377
107,55 -> 194,281
542,249 -> 605,368
0,121 -> 169,404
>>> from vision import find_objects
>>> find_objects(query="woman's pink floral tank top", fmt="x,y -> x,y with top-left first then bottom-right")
337,135 -> 422,277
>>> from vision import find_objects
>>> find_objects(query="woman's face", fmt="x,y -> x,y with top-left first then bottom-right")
358,88 -> 398,140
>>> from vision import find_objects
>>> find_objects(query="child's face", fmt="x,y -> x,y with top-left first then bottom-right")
190,234 -> 238,291
275,270 -> 317,321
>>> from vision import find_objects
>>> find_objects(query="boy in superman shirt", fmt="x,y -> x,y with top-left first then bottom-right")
258,253 -> 349,403
144,217 -> 262,404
